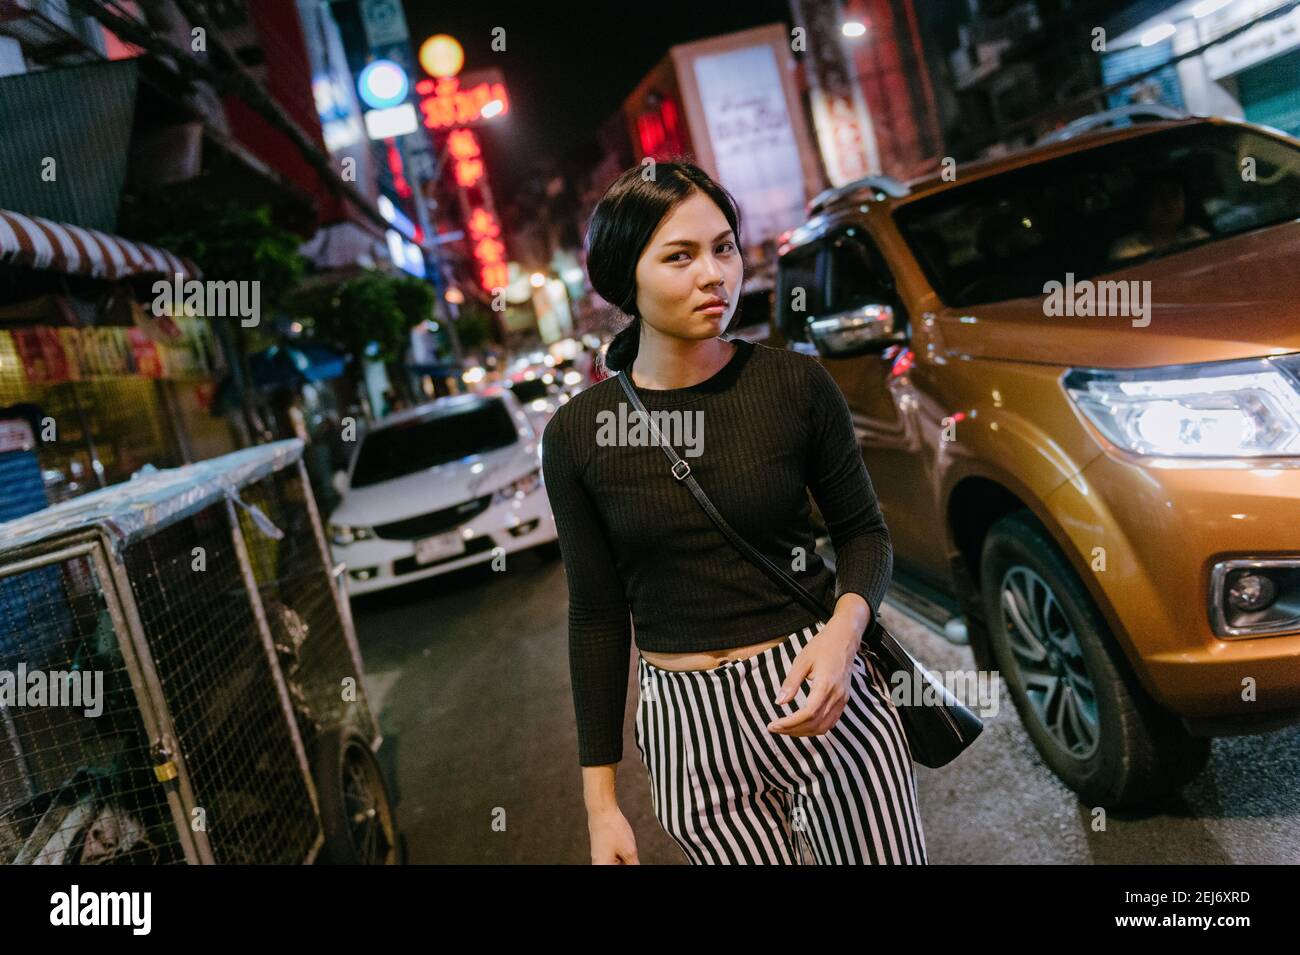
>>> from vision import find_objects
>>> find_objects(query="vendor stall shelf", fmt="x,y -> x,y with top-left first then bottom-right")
0,440 -> 394,864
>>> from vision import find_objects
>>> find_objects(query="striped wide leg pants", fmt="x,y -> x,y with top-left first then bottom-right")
634,621 -> 928,864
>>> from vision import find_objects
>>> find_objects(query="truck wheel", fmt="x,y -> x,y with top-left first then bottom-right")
980,510 -> 1210,809
313,727 -> 400,864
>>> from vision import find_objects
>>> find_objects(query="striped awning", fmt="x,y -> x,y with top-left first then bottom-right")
0,208 -> 200,281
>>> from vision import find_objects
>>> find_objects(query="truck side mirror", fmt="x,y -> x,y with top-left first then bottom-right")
807,303 -> 905,358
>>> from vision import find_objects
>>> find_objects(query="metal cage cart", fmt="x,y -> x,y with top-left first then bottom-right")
0,439 -> 396,865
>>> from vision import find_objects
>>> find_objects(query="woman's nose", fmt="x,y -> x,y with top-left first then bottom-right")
698,256 -> 724,285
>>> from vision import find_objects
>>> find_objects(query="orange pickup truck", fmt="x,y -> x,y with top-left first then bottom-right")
771,114 -> 1300,808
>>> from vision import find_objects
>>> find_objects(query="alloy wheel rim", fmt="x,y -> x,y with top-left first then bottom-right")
999,565 -> 1101,759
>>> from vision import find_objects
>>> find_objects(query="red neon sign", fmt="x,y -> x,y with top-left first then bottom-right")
468,204 -> 506,291
447,129 -> 479,159
455,159 -> 484,188
467,206 -> 499,240
384,138 -> 412,199
448,128 -> 485,188
416,75 -> 509,130
480,262 -> 508,290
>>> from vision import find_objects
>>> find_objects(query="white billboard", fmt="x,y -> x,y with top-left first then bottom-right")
691,44 -> 808,244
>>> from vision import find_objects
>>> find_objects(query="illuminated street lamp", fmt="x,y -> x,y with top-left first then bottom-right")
529,272 -> 546,288
419,34 -> 465,78
841,20 -> 867,38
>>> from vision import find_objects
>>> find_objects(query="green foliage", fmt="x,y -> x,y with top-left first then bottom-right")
294,271 -> 435,363
453,306 -> 493,351
127,193 -> 438,365
126,199 -> 306,310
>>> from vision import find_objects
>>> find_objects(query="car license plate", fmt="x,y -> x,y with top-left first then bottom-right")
414,531 -> 465,564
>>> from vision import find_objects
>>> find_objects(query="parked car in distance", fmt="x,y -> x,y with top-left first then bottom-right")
328,388 -> 559,596
505,365 -> 582,435
775,114 -> 1300,808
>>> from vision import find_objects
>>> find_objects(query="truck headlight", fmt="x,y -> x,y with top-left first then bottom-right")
1064,355 -> 1300,458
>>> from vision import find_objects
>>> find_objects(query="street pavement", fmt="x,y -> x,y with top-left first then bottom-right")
351,546 -> 1300,864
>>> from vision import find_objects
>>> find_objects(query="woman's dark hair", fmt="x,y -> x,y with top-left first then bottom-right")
585,158 -> 742,373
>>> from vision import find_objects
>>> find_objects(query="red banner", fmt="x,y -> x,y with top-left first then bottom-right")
127,327 -> 163,379
12,327 -> 70,383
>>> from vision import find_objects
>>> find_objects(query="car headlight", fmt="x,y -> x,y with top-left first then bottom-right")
1064,355 -> 1300,458
330,523 -> 375,546
492,468 -> 543,506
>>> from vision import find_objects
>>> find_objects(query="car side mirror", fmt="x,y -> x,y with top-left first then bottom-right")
332,471 -> 349,495
807,303 -> 906,359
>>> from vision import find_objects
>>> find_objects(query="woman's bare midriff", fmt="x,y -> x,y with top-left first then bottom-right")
640,634 -> 790,671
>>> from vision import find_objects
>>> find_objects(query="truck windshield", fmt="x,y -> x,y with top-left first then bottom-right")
350,398 -> 519,488
894,125 -> 1300,307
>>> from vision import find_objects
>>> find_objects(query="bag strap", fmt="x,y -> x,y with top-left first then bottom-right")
616,362 -> 879,643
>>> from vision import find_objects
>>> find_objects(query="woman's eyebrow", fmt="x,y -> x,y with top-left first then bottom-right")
660,229 -> 734,249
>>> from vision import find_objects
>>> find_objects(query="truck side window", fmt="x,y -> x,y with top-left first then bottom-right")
776,245 -> 824,342
827,229 -> 894,313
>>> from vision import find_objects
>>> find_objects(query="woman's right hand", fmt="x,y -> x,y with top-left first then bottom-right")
588,805 -> 639,864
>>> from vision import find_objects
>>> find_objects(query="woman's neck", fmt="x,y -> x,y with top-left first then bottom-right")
630,331 -> 737,390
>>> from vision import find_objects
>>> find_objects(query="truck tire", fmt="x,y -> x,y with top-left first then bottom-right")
980,509 -> 1210,809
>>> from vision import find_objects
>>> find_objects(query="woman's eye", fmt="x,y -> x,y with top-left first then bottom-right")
667,252 -> 689,262
717,241 -> 736,254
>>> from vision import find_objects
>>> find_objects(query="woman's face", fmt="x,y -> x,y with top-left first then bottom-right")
633,190 -> 742,340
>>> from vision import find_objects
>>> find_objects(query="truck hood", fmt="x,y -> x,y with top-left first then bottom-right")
935,219 -> 1300,369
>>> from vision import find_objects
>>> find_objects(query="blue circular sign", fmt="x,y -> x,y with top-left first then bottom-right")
358,59 -> 409,110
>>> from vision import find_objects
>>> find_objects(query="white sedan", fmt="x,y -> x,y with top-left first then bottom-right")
328,387 -> 559,596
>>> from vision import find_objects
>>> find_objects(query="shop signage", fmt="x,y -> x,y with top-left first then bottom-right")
11,327 -> 69,383
416,70 -> 509,130
0,418 -> 34,454
1203,6 -> 1300,80
692,44 -> 807,242
1,320 -> 214,384
358,0 -> 409,49
790,0 -> 881,185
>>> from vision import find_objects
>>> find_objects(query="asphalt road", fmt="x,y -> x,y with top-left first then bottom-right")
351,546 -> 1300,864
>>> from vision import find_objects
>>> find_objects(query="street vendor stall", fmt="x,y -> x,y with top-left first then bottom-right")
0,439 -> 396,864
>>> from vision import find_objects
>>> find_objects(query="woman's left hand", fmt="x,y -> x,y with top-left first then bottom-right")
767,601 -> 869,737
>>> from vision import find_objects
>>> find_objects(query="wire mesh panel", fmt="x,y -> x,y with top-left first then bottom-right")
121,505 -> 322,864
237,466 -> 378,753
0,549 -> 187,864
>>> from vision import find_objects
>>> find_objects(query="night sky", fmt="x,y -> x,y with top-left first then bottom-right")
401,0 -> 793,201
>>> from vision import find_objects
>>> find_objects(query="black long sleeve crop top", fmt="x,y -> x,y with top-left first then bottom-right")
540,337 -> 894,767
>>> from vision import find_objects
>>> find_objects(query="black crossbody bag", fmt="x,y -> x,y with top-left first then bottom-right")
617,366 -> 983,768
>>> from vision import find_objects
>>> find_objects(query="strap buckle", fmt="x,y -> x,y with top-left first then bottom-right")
671,459 -> 691,481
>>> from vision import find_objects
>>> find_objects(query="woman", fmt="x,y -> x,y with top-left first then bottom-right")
541,160 -> 926,865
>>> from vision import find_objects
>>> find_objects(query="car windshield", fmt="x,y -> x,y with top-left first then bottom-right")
894,124 -> 1300,307
350,398 -> 519,488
